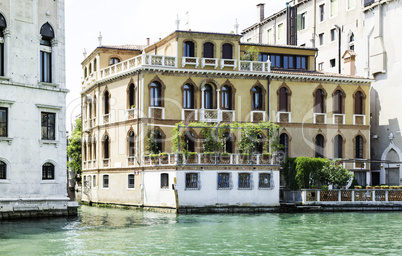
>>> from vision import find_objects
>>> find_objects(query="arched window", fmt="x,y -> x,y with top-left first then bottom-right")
349,33 -> 355,51
255,133 -> 264,153
355,135 -> 363,159
89,63 -> 92,74
252,86 -> 263,110
184,41 -> 195,57
88,137 -> 92,160
315,134 -> 324,158
204,84 -> 213,109
93,58 -> 97,72
150,129 -> 163,153
103,135 -> 110,159
109,57 -> 120,66
40,23 -> 54,83
279,87 -> 289,112
221,85 -> 232,110
128,83 -> 135,108
314,89 -> 325,113
0,14 -> 7,76
128,131 -> 135,157
183,84 -> 194,109
150,81 -> 162,107
203,42 -> 214,58
93,96 -> 97,118
334,135 -> 343,159
184,131 -> 195,152
0,161 -> 6,179
355,91 -> 363,115
223,132 -> 234,153
83,141 -> 87,161
42,162 -> 54,180
93,139 -> 97,160
88,101 -> 92,120
222,43 -> 233,59
279,133 -> 289,157
84,67 -> 87,78
104,91 -> 110,114
333,90 -> 343,114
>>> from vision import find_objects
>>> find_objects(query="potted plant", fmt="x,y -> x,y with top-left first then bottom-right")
149,154 -> 158,164
355,185 -> 362,189
131,105 -> 135,109
159,152 -> 169,164
261,152 -> 272,164
186,152 -> 198,164
202,152 -> 215,164
239,153 -> 251,164
220,152 -> 231,164
366,186 -> 374,189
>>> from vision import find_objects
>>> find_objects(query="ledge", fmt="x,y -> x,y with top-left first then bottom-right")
39,82 -> 59,88
0,137 -> 13,145
39,140 -> 59,147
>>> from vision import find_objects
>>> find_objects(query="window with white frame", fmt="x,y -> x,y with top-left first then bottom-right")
161,173 -> 169,189
128,174 -> 135,189
267,28 -> 273,44
0,107 -> 7,137
41,112 -> 55,140
318,62 -> 324,71
330,0 -> 338,17
347,0 -> 356,10
277,23 -> 284,41
298,12 -> 307,30
319,4 -> 325,22
319,33 -> 324,46
103,174 -> 109,188
0,161 -> 6,179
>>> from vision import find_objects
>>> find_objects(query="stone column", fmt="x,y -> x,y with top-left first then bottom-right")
3,29 -> 10,77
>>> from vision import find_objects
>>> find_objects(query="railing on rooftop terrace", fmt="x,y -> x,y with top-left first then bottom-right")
83,54 -> 272,89
143,153 -> 278,167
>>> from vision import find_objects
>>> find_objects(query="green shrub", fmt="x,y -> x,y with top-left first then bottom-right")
320,185 -> 328,191
350,177 -> 359,189
158,152 -> 168,157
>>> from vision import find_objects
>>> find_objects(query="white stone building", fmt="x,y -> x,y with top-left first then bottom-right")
242,0 -> 402,186
0,0 -> 76,218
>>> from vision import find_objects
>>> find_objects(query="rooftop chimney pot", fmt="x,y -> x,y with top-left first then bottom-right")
146,38 -> 150,46
257,3 -> 265,22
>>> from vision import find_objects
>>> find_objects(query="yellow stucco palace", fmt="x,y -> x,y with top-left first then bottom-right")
79,30 -> 371,212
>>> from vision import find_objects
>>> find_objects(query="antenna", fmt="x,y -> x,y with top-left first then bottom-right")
175,14 -> 180,30
185,11 -> 189,30
98,32 -> 102,46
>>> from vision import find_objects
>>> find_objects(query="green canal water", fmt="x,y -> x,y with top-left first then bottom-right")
1,206 -> 402,255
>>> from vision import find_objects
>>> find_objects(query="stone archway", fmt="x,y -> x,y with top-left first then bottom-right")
380,142 -> 402,185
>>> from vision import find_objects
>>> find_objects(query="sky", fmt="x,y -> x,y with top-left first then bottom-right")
64,0 -> 288,132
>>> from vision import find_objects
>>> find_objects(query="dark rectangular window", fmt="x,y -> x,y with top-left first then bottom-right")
185,173 -> 199,189
264,53 -> 306,70
161,173 -> 169,189
41,112 -> 55,140
259,173 -> 271,188
103,175 -> 109,188
0,107 -> 7,137
0,161 -> 6,179
238,173 -> 251,189
217,173 -> 230,189
0,42 -> 4,76
331,29 -> 336,41
40,51 -> 52,83
42,163 -> 55,180
330,58 -> 336,68
128,174 -> 135,188
364,0 -> 375,7
319,4 -> 325,22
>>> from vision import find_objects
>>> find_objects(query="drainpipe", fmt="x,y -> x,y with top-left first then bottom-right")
267,75 -> 270,121
136,70 -> 140,166
334,25 -> 341,74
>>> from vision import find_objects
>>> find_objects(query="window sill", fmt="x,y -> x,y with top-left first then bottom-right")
39,82 -> 59,88
0,137 -> 13,145
0,180 -> 10,184
0,76 -> 12,82
258,187 -> 274,190
127,188 -> 135,190
41,180 -> 56,184
39,140 -> 59,147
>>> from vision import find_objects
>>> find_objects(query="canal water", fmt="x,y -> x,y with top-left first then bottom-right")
1,206 -> 402,255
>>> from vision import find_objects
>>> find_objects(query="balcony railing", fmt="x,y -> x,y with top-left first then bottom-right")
332,114 -> 345,125
313,113 -> 327,124
127,156 -> 138,167
277,112 -> 291,123
199,109 -> 235,123
239,61 -> 270,72
181,109 -> 198,122
182,57 -> 199,68
103,158 -> 110,168
143,153 -> 278,167
127,108 -> 138,120
201,58 -> 218,69
148,106 -> 165,120
353,114 -> 366,125
250,110 -> 266,122
84,54 -> 274,89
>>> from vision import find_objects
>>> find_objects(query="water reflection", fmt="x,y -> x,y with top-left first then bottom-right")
0,206 -> 402,255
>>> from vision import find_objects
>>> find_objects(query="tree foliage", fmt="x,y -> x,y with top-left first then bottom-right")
282,157 -> 353,189
67,118 -> 82,183
241,46 -> 260,61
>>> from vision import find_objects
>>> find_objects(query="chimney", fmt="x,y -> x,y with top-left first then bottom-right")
257,3 -> 265,22
146,38 -> 150,46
